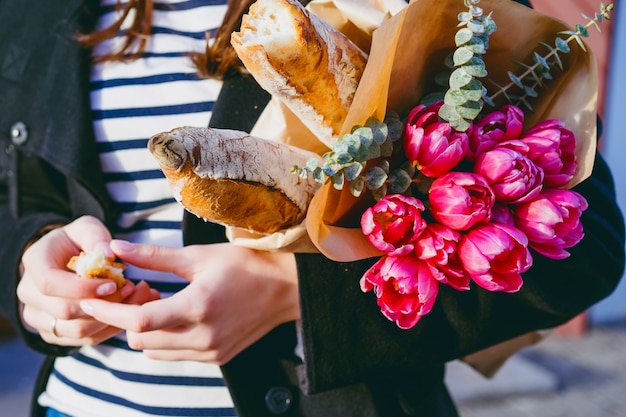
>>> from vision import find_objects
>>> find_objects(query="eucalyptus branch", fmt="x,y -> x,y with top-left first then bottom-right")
487,2 -> 614,110
291,113 -> 408,199
438,0 -> 497,132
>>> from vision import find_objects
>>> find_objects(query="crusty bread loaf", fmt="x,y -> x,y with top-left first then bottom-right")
231,0 -> 368,149
67,251 -> 126,288
148,126 -> 323,235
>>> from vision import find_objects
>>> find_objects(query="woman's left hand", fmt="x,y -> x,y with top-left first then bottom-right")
79,240 -> 299,364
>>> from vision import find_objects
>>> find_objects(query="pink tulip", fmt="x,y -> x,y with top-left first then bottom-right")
429,172 -> 495,231
361,194 -> 427,256
414,223 -> 470,290
467,105 -> 525,161
361,254 -> 439,329
458,223 -> 532,293
404,101 -> 469,178
520,120 -> 577,188
473,143 -> 544,203
514,189 -> 588,259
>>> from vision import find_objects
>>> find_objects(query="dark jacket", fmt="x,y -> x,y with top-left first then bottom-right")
0,0 -> 624,416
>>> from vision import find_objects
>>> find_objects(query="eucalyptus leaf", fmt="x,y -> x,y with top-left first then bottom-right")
435,71 -> 452,87
444,89 -> 469,106
378,159 -> 390,175
461,79 -> 484,101
349,177 -> 365,197
449,68 -> 473,89
465,38 -> 486,54
524,85 -> 538,97
312,167 -> 326,183
467,20 -> 485,34
453,47 -> 474,66
306,158 -> 320,171
449,117 -> 472,132
355,143 -> 371,162
456,100 -> 482,119
322,163 -> 337,177
369,122 -> 388,145
353,127 -> 374,147
380,138 -> 394,157
576,23 -> 589,37
331,173 -> 345,190
343,162 -> 364,181
483,15 -> 497,35
533,52 -> 549,69
438,103 -> 462,122
421,91 -> 446,106
385,115 -> 404,142
333,139 -> 350,154
455,28 -> 474,46
508,71 -> 524,89
388,169 -> 413,194
457,11 -> 472,24
461,57 -> 488,77
364,166 -> 388,190
367,141 -> 381,160
371,185 -> 387,201
335,151 -> 353,165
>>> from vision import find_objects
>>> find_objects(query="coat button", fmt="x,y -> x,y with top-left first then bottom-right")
264,386 -> 293,414
10,121 -> 28,145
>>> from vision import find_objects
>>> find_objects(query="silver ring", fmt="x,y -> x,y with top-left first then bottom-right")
51,317 -> 60,338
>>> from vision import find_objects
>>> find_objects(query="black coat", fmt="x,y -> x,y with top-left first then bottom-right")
0,0 -> 624,416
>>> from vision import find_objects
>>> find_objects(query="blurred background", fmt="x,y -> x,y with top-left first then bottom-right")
1,0 -> 625,416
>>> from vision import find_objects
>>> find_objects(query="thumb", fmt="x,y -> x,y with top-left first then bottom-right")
110,239 -> 188,276
64,215 -> 113,255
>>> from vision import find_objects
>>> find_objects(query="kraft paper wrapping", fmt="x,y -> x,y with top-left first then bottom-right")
228,0 -> 597,255
305,0 -> 597,262
229,0 -> 598,378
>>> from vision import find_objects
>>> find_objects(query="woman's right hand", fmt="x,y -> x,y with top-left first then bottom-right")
16,215 -> 156,346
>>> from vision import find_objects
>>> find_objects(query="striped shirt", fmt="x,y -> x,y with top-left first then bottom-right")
38,1 -> 236,416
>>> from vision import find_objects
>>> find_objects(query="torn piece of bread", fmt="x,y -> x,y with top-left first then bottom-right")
231,0 -> 368,149
67,251 -> 127,288
148,126 -> 323,235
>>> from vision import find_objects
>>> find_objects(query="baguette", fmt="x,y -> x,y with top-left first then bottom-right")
148,126 -> 323,235
231,0 -> 368,148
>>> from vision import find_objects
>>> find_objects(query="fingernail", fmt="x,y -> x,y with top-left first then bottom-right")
111,239 -> 135,253
80,301 -> 94,316
93,241 -> 114,258
120,281 -> 134,298
96,282 -> 117,296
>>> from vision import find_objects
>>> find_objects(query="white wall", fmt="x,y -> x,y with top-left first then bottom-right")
590,1 -> 626,324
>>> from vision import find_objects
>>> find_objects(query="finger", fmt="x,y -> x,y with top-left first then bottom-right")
23,307 -> 117,345
62,215 -> 113,254
110,240 -> 186,274
22,239 -> 120,301
18,272 -> 93,320
80,293 -> 191,332
142,348 -> 220,363
122,281 -> 156,306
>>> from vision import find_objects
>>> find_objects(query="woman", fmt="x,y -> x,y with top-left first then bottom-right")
0,0 -> 624,416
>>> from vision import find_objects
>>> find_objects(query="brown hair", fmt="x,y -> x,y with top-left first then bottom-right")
78,0 -> 257,79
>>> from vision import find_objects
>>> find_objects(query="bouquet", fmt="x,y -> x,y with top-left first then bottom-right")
149,0 -> 614,330
293,0 -> 613,329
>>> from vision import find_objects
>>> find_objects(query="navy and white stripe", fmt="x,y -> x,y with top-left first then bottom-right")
38,1 -> 236,415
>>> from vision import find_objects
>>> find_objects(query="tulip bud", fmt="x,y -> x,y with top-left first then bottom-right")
429,172 -> 495,231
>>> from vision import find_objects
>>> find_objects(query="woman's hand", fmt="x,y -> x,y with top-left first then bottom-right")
17,215 -> 157,346
79,240 -> 300,364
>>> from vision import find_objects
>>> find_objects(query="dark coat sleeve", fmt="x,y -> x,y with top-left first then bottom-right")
296,152 -> 625,393
0,0 -> 106,357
